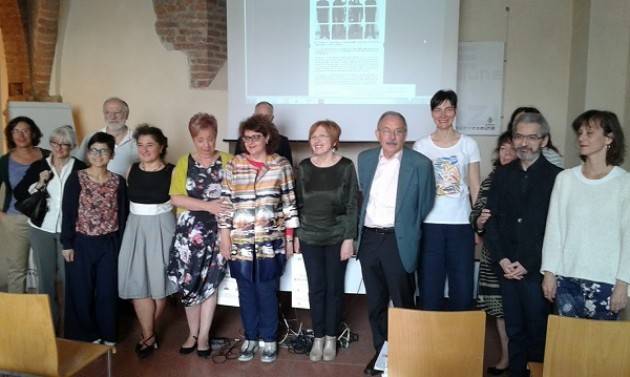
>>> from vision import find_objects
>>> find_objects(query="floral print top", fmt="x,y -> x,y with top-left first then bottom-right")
76,170 -> 120,235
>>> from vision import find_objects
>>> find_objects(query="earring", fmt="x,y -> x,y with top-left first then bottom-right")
607,144 -> 612,150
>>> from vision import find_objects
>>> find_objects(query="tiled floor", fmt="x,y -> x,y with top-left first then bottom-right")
76,294 -> 503,377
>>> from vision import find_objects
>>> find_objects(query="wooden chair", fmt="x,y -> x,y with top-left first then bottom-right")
0,292 -> 112,377
388,308 -> 486,377
529,314 -> 630,377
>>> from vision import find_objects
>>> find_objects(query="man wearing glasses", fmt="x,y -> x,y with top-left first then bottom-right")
484,112 -> 562,377
357,111 -> 435,375
76,97 -> 138,176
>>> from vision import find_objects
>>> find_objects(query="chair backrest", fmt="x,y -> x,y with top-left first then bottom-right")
0,293 -> 59,376
388,308 -> 486,377
542,314 -> 630,377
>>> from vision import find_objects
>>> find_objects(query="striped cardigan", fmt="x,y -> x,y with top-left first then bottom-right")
218,153 -> 299,282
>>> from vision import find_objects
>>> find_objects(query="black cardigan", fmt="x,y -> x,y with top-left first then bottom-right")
0,149 -> 50,212
13,157 -> 87,204
60,171 -> 129,250
484,156 -> 562,275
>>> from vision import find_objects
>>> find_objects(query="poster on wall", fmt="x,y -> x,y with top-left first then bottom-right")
456,41 -> 505,136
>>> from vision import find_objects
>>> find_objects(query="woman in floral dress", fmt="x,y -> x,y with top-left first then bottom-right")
168,113 -> 232,357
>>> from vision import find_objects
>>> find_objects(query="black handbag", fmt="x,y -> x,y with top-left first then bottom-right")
15,186 -> 49,227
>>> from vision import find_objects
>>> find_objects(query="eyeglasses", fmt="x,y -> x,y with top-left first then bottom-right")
11,128 -> 31,135
50,141 -> 72,149
513,133 -> 544,142
378,128 -> 406,137
88,148 -> 111,157
432,107 -> 456,115
242,134 -> 264,143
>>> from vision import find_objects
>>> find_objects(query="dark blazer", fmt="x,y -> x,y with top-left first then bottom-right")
484,156 -> 562,274
13,157 -> 87,203
0,148 -> 50,212
235,134 -> 293,165
357,147 -> 435,273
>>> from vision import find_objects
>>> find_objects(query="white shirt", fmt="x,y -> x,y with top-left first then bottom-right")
28,157 -> 78,233
364,150 -> 402,228
75,126 -> 138,176
413,134 -> 480,224
541,166 -> 630,286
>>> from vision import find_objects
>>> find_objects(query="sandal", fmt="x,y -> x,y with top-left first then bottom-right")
135,333 -> 158,359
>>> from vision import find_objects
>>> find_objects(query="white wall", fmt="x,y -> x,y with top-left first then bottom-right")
50,0 -> 629,175
52,0 -> 229,163
583,0 -> 630,169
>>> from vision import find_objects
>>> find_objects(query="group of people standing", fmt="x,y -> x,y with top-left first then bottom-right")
472,106 -> 628,377
0,92 -> 628,377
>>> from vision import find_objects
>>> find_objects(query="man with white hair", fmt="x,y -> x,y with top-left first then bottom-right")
76,97 -> 138,176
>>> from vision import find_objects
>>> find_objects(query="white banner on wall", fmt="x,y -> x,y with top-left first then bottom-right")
456,41 -> 505,136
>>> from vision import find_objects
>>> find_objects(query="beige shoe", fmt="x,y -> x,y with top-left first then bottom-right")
323,335 -> 336,361
310,337 -> 324,361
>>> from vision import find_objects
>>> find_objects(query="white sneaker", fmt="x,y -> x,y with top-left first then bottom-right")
238,340 -> 258,362
260,341 -> 277,363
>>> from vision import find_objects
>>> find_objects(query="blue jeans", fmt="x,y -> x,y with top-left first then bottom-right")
421,223 -> 474,310
556,276 -> 619,320
236,277 -> 279,342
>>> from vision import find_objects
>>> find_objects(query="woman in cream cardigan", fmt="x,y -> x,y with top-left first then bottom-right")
541,110 -> 629,320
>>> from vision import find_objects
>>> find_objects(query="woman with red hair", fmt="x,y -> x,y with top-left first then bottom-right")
167,113 -> 232,357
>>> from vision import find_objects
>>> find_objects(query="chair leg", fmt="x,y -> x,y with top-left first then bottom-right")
107,349 -> 112,377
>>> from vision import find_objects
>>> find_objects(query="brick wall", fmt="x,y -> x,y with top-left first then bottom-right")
0,0 -> 60,101
0,0 -> 32,100
29,0 -> 60,101
153,0 -> 227,88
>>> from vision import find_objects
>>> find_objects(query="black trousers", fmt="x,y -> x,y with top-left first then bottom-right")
499,274 -> 550,377
359,228 -> 416,350
65,233 -> 118,342
301,241 -> 348,338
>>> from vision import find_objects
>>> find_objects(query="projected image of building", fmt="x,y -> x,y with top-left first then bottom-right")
316,0 -> 331,39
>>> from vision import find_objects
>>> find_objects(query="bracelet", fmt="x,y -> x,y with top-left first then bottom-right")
286,239 -> 294,243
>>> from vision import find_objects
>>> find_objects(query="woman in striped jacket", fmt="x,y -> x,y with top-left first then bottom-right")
218,114 -> 299,364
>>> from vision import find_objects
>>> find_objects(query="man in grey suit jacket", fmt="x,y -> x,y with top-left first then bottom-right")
357,111 -> 435,374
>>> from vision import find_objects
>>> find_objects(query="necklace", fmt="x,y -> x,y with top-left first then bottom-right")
140,162 -> 164,172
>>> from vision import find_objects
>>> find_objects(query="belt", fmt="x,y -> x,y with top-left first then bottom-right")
130,201 -> 173,215
364,226 -> 395,234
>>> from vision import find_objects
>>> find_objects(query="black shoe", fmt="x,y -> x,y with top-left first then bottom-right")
487,366 -> 508,375
364,350 -> 382,375
197,348 -> 211,358
179,335 -> 198,355
135,334 -> 158,359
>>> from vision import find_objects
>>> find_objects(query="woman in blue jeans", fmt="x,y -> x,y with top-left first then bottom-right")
413,90 -> 481,310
